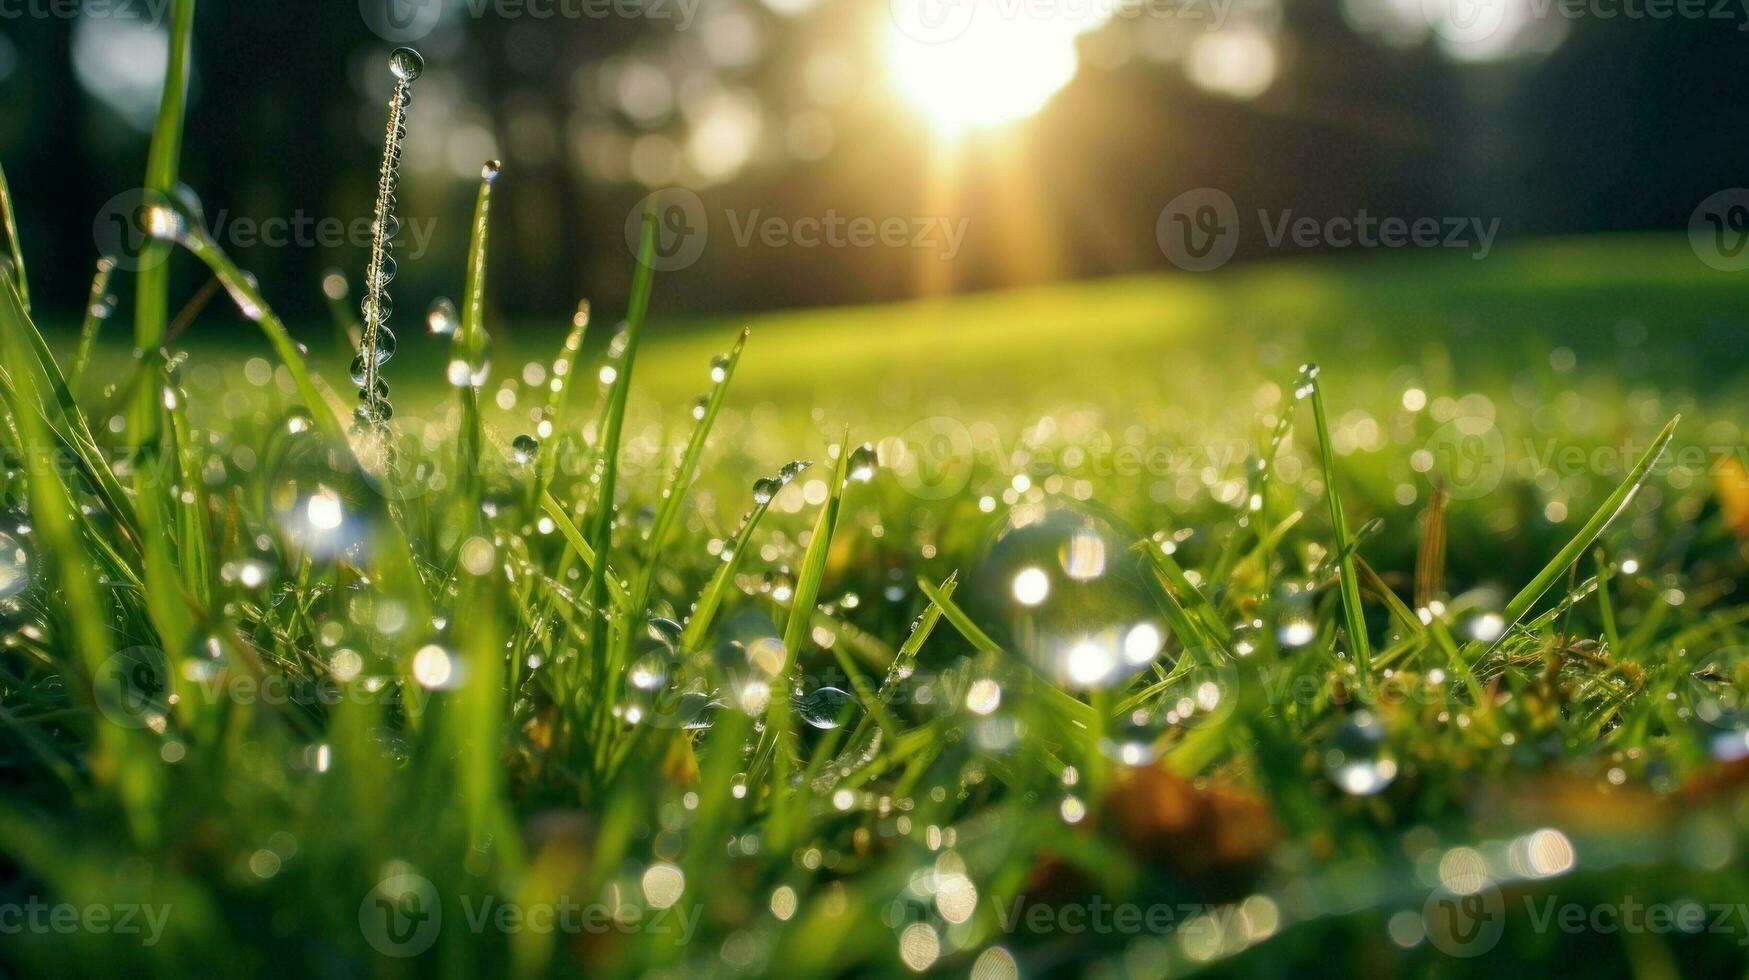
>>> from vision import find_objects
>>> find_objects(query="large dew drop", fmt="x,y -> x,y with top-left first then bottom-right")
969,504 -> 1169,690
1323,711 -> 1397,795
794,686 -> 856,730
0,531 -> 28,599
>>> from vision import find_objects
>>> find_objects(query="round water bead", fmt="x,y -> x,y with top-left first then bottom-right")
847,443 -> 879,483
389,47 -> 424,83
447,333 -> 493,389
1323,711 -> 1397,795
262,413 -> 378,559
372,326 -> 397,363
511,434 -> 539,466
627,616 -> 685,684
968,503 -> 1169,690
794,686 -> 856,730
427,297 -> 458,336
1273,580 -> 1317,649
1098,705 -> 1170,765
646,616 -> 684,651
752,477 -> 781,506
1686,646 -> 1749,729
0,531 -> 29,599
659,689 -> 721,730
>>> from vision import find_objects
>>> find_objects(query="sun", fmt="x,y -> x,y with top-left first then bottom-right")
886,7 -> 1103,133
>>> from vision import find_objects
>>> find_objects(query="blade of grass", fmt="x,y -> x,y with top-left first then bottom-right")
1595,546 -> 1622,654
1302,366 -> 1373,691
453,167 -> 496,512
676,472 -> 798,654
1500,415 -> 1678,630
68,257 -> 116,390
1415,484 -> 1448,612
131,0 -> 195,418
630,326 -> 749,614
762,433 -> 854,804
1146,542 -> 1233,651
585,206 -> 657,700
529,301 -> 590,509
0,274 -> 159,833
915,575 -> 1094,728
0,162 -> 28,311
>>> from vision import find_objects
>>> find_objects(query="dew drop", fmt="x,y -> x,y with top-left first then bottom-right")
1324,711 -> 1397,795
846,443 -> 878,483
1098,706 -> 1169,766
968,503 -> 1169,690
511,434 -> 539,465
0,532 -> 30,599
388,47 -> 424,83
794,686 -> 856,730
426,297 -> 458,336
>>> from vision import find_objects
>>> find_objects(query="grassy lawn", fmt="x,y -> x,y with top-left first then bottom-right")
7,223 -> 1749,976
12,0 -> 1749,968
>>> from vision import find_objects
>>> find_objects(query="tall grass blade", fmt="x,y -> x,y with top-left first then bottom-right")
453,165 -> 497,510
0,162 -> 28,310
632,326 -> 749,613
1500,415 -> 1678,629
131,0 -> 195,405
1302,366 -> 1373,688
585,206 -> 657,693
676,467 -> 799,653
68,257 -> 117,390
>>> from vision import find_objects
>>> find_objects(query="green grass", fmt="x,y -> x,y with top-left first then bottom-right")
7,18 -> 1749,979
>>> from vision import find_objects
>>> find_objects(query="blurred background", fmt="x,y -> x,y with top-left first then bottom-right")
1,0 -> 1746,324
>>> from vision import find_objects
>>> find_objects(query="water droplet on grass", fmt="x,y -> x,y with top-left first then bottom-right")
1687,646 -> 1749,729
447,335 -> 492,388
1274,581 -> 1316,648
969,503 -> 1169,690
1324,711 -> 1396,794
0,532 -> 29,599
1099,706 -> 1169,765
795,686 -> 855,730
511,434 -> 539,465
389,47 -> 424,82
427,297 -> 457,336
847,443 -> 878,483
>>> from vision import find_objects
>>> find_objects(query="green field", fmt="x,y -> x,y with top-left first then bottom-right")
6,220 -> 1749,977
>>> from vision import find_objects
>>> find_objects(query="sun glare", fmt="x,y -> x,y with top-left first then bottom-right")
887,8 -> 1104,132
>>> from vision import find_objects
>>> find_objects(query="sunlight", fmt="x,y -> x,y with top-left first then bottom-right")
886,5 -> 1106,132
